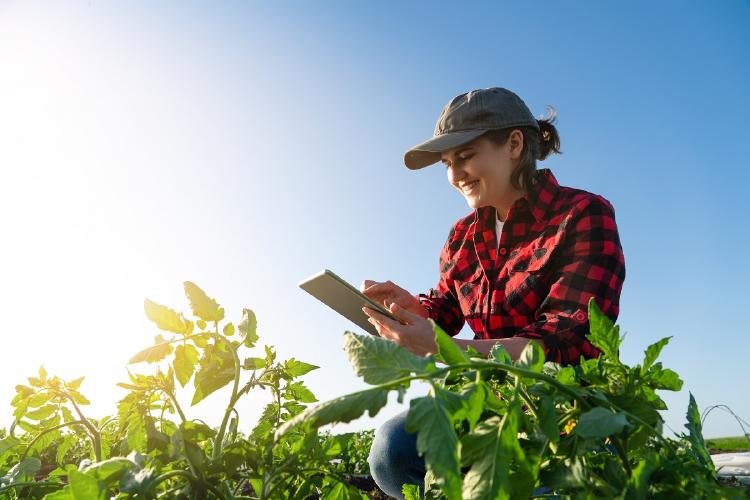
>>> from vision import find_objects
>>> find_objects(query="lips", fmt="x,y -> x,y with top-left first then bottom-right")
461,180 -> 479,193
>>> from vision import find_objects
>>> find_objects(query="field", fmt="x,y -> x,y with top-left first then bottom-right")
708,436 -> 750,453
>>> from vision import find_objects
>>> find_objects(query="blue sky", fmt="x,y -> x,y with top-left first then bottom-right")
1,1 -> 748,439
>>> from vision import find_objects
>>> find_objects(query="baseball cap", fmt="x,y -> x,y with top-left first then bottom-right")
404,87 -> 540,170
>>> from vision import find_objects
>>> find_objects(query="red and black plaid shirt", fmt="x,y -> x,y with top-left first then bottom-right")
418,168 -> 625,365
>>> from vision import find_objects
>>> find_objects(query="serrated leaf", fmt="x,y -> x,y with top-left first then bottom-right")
405,393 -> 462,500
243,357 -> 266,370
68,390 -> 90,405
490,344 -> 512,365
284,358 -> 319,377
516,340 -> 544,373
276,386 -> 390,440
66,376 -> 85,390
432,320 -> 468,365
684,392 -> 714,473
24,404 -> 57,420
286,381 -> 317,403
28,391 -> 51,408
575,407 -> 628,438
223,322 -> 235,337
343,331 -> 435,385
649,367 -> 683,391
128,336 -> 173,364
174,344 -> 200,387
143,299 -> 187,334
643,337 -> 671,371
183,281 -> 224,322
191,342 -> 235,405
239,308 -> 258,347
587,297 -> 621,361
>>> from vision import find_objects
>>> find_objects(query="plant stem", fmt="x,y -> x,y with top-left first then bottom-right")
212,329 -> 242,460
20,420 -> 86,461
59,392 -> 102,462
150,470 -> 225,499
0,482 -> 62,495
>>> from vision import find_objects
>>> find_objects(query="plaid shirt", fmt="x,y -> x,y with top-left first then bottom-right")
418,168 -> 625,365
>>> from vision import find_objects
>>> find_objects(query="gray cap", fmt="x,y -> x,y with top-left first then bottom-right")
404,87 -> 540,169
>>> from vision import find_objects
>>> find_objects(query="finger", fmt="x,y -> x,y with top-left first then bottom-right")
388,303 -> 423,324
364,306 -> 405,332
360,279 -> 378,292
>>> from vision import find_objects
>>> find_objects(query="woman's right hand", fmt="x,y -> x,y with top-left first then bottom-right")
360,280 -> 430,319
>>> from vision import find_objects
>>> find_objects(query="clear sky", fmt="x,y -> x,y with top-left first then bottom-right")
1,1 -> 748,439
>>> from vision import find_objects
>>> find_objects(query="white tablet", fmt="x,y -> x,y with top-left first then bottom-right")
299,269 -> 402,336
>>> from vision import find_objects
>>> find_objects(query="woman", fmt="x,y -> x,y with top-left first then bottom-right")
360,87 -> 626,498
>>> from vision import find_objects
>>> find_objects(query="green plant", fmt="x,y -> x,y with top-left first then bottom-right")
278,298 -> 748,499
0,282 -> 372,499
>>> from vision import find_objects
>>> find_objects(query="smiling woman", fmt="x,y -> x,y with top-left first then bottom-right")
360,87 -> 626,498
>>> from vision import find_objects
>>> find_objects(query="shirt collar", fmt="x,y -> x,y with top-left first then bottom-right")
475,168 -> 559,227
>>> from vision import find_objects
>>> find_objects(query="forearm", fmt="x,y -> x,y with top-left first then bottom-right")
452,336 -> 531,361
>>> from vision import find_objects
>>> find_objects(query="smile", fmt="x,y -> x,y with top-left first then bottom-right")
461,180 -> 479,193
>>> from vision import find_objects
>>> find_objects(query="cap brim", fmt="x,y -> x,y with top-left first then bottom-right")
404,129 -> 487,169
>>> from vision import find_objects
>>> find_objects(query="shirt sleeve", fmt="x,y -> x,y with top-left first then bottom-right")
513,196 -> 626,364
417,228 -> 466,336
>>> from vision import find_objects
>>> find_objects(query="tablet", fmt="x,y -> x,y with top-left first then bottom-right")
299,269 -> 402,336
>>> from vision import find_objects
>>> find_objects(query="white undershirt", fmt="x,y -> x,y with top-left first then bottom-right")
496,217 -> 504,248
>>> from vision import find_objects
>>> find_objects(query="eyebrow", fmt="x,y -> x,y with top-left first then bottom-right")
441,146 -> 473,164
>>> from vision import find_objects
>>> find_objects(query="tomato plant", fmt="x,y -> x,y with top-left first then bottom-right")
278,298 -> 749,499
0,282 -> 372,499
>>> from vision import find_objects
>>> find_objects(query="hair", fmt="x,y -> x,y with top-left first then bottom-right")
480,107 -> 562,191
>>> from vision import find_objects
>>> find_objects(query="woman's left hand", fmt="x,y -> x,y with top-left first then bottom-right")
361,303 -> 437,356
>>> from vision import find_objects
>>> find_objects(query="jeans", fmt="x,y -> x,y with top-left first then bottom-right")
368,410 -> 425,499
368,410 -> 558,499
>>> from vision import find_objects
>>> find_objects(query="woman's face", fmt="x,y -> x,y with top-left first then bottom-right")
441,129 -> 524,212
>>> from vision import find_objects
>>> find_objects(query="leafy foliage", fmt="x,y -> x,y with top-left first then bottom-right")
0,282 -> 371,499
279,298 -> 748,499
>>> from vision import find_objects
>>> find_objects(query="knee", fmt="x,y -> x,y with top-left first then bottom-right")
368,412 -> 416,484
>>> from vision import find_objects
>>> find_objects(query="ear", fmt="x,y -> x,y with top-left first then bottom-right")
508,129 -> 524,161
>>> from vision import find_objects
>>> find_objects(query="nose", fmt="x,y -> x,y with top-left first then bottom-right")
446,163 -> 465,184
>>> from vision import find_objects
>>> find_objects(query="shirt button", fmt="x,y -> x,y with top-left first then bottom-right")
499,248 -> 507,255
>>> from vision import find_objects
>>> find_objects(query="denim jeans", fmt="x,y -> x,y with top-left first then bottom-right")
368,409 -> 557,499
368,410 -> 425,499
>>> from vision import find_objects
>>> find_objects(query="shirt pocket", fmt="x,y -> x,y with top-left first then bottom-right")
503,243 -> 556,315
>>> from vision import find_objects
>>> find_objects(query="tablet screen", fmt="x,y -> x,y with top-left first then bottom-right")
299,269 -> 401,336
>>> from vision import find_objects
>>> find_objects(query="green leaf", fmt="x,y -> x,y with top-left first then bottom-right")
649,367 -> 683,391
343,331 -> 435,385
587,297 -> 621,361
276,386 -> 390,439
406,393 -> 463,500
284,358 -> 319,377
537,395 -> 559,442
174,344 -> 200,387
1,457 -> 41,485
242,357 -> 266,370
28,391 -> 51,408
183,281 -> 224,322
68,389 -> 90,405
516,340 -> 544,373
143,299 -> 187,334
643,337 -> 671,371
432,320 -> 468,365
39,365 -> 48,382
626,455 -> 659,499
574,407 -> 628,438
24,404 -> 57,420
128,335 -> 173,364
490,343 -> 512,365
66,376 -> 85,390
402,484 -> 422,500
191,342 -> 235,405
286,381 -> 318,403
0,435 -> 21,455
239,308 -> 258,347
684,392 -> 714,473
223,322 -> 235,336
